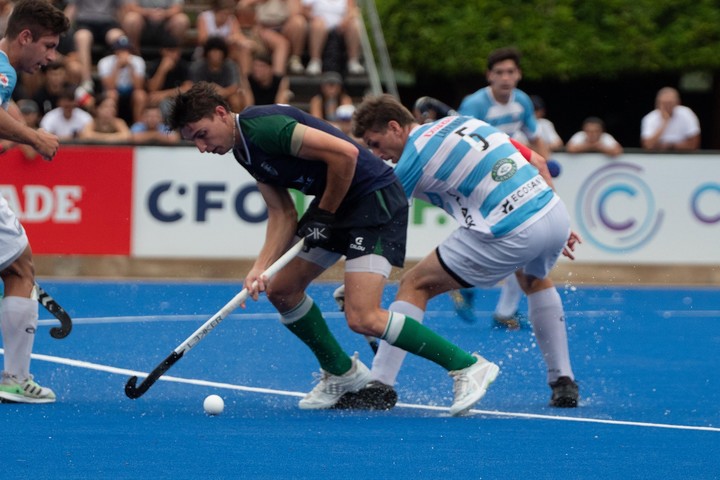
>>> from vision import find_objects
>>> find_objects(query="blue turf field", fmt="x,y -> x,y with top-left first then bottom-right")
2,280 -> 719,479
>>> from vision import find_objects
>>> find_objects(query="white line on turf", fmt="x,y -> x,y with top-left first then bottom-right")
9,349 -> 720,433
36,309 -> 720,328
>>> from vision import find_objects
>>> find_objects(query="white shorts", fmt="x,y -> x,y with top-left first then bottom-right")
0,194 -> 28,271
437,200 -> 570,288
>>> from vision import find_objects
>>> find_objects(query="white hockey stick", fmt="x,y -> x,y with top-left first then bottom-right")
125,239 -> 305,399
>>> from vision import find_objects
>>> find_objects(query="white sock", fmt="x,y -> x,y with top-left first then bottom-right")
0,296 -> 38,380
371,300 -> 425,386
494,274 -> 524,317
527,287 -> 574,384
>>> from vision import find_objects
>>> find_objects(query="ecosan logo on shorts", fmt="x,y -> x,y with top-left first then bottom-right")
575,162 -> 663,253
491,158 -> 517,181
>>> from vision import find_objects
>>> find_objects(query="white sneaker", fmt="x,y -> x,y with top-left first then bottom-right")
448,353 -> 498,416
332,284 -> 345,312
347,58 -> 366,75
299,352 -> 371,409
288,55 -> 304,75
305,58 -> 322,76
0,372 -> 56,404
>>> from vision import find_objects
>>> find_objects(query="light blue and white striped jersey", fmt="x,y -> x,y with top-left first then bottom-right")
458,86 -> 539,142
0,49 -> 18,111
395,116 -> 557,238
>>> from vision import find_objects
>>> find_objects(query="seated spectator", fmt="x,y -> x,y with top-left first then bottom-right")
334,103 -> 359,140
245,0 -> 307,75
17,100 -> 41,129
566,116 -> 623,157
309,71 -> 353,122
246,52 -> 291,105
303,0 -> 365,76
130,104 -> 180,144
63,0 -> 126,98
531,95 -> 564,151
97,35 -> 148,125
121,0 -> 190,54
32,62 -> 68,115
196,0 -> 258,76
39,86 -> 93,141
79,95 -> 132,143
641,86 -> 701,151
190,36 -> 246,112
146,35 -> 193,109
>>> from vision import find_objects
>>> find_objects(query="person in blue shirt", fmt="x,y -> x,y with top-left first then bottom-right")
457,47 -> 553,329
348,94 -> 580,409
0,0 -> 69,404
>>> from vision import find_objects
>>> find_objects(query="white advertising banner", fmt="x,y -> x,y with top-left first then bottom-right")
132,148 -> 719,263
552,153 -> 719,264
132,147 -> 455,259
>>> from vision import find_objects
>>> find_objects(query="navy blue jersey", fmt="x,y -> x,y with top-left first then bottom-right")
233,104 -> 396,204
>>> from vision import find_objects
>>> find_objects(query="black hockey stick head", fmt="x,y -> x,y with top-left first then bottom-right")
34,284 -> 73,339
125,350 -> 184,399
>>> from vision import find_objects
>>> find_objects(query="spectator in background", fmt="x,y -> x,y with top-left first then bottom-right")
302,0 -> 365,76
190,36 -> 246,112
63,0 -> 126,99
121,0 -> 190,54
246,0 -> 308,75
246,51 -> 291,105
32,62 -> 68,115
309,71 -> 352,122
641,86 -> 701,151
530,95 -> 564,151
145,34 -> 193,111
17,99 -> 41,129
457,46 -> 552,329
79,94 -> 132,142
130,104 -> 180,144
566,116 -> 623,157
97,34 -> 148,125
196,0 -> 257,76
39,86 -> 93,141
334,103 -> 358,140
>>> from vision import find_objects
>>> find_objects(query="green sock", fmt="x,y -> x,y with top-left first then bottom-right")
388,315 -> 476,371
284,301 -> 351,375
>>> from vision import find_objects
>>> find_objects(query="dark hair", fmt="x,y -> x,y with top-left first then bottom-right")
583,116 -> 605,130
166,81 -> 230,131
352,94 -> 415,138
4,0 -> 70,40
487,47 -> 521,70
57,84 -> 76,101
203,35 -> 229,58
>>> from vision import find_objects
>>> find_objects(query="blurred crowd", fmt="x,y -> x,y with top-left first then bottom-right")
1,0 -> 369,155
0,1 -> 703,158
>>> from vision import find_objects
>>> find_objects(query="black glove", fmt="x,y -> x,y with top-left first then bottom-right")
298,207 -> 336,251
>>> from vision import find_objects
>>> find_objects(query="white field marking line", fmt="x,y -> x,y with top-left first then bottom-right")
37,307 -> 720,329
36,312 -> 347,327
9,349 -> 720,433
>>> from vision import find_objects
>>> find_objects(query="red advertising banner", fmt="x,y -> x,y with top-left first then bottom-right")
0,145 -> 133,255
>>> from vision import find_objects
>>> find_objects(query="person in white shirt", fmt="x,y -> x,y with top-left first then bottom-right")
97,35 -> 148,125
39,86 -> 92,140
641,86 -> 700,151
566,116 -> 623,157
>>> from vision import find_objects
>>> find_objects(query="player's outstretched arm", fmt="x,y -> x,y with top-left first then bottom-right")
0,107 -> 58,160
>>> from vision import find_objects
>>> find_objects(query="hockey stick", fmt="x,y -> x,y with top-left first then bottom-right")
333,284 -> 379,354
125,239 -> 305,399
33,283 -> 73,339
